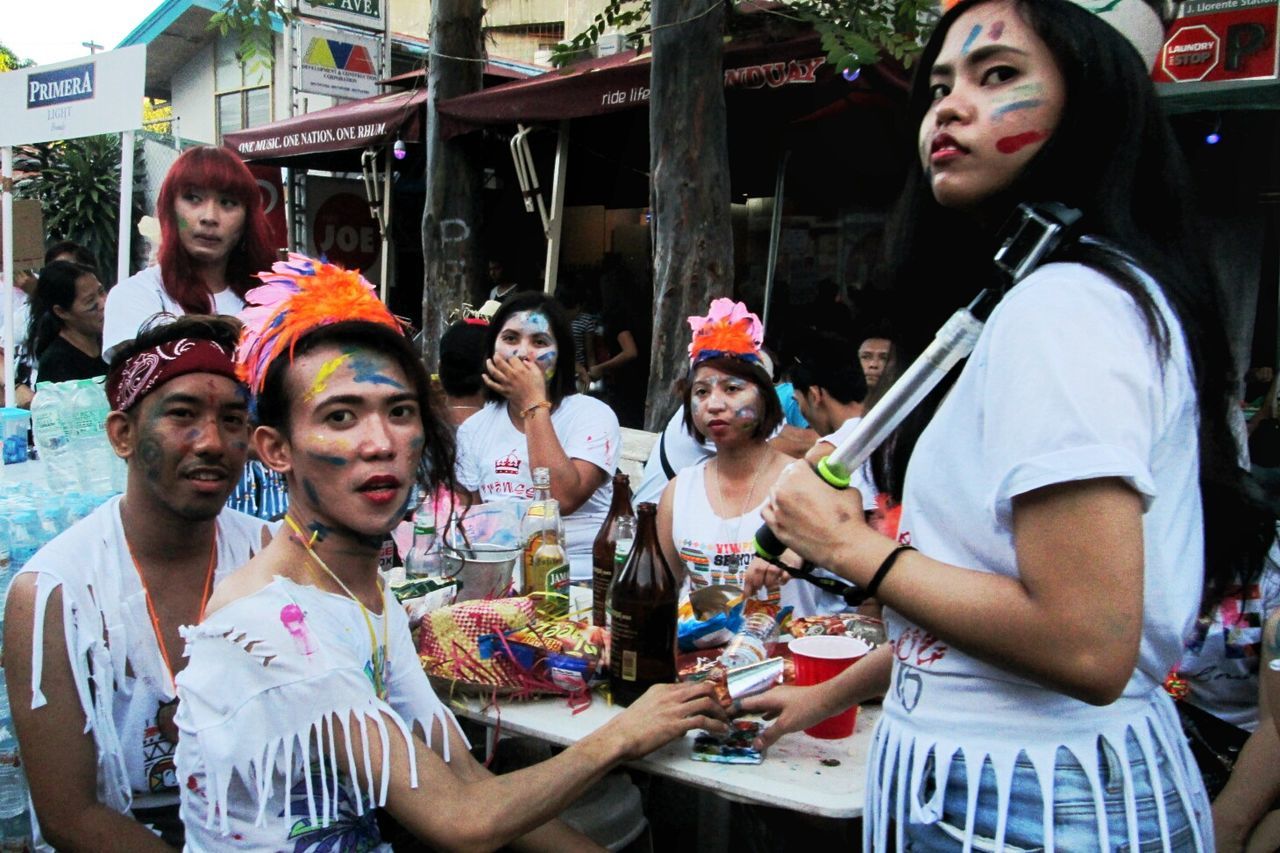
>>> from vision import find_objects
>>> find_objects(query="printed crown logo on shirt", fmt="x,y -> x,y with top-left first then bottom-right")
495,450 -> 523,475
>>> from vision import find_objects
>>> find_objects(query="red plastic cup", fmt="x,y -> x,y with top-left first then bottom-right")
790,635 -> 870,739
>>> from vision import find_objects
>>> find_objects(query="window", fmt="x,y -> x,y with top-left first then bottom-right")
214,37 -> 272,139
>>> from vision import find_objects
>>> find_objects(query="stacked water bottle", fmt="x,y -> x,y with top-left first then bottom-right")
0,378 -> 125,850
29,378 -> 125,495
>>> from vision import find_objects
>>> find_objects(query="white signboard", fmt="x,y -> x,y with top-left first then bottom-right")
0,45 -> 145,146
298,0 -> 385,32
299,24 -> 381,99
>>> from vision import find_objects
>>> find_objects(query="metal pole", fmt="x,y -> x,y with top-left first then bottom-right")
542,120 -> 569,295
2,146 -> 13,408
762,149 -> 789,334
118,130 -> 136,285
381,145 -> 392,304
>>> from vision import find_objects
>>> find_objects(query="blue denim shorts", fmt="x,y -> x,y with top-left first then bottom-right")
895,731 -> 1202,852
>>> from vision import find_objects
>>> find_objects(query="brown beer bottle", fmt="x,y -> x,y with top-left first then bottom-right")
608,502 -> 677,706
591,472 -> 635,626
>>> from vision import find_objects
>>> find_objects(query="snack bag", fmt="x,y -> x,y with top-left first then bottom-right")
678,585 -> 746,651
482,620 -> 610,693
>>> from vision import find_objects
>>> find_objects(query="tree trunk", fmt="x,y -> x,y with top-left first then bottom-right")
644,0 -> 734,430
421,0 -> 485,372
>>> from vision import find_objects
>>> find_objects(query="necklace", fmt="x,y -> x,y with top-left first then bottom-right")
284,515 -> 389,700
713,451 -> 768,521
126,525 -> 218,693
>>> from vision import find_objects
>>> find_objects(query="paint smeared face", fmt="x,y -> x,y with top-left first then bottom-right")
919,0 -> 1065,210
283,344 -> 423,538
60,273 -> 106,338
690,365 -> 764,445
173,185 -> 247,267
497,311 -> 558,378
129,372 -> 251,521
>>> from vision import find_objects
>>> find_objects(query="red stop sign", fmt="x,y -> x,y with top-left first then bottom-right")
312,192 -> 380,272
1161,24 -> 1220,83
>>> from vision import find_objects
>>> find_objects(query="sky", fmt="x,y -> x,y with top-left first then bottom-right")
3,0 -> 168,66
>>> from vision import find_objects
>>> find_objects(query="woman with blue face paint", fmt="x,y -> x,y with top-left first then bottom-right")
454,292 -> 622,581
739,1 -> 1275,850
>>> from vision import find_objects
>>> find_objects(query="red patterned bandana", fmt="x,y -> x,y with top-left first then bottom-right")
106,338 -> 240,412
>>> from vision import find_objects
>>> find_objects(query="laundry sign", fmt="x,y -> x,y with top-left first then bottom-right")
0,45 -> 144,146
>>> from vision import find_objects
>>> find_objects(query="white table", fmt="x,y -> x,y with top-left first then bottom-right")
444,689 -> 875,819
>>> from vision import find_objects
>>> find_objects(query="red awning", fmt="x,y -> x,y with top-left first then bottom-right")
225,88 -> 426,167
437,32 -> 908,137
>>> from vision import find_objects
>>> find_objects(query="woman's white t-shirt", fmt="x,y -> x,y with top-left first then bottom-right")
103,266 -> 247,360
455,396 -> 621,580
867,259 -> 1210,851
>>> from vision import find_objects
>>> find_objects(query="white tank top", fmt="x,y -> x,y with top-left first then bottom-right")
670,461 -> 848,616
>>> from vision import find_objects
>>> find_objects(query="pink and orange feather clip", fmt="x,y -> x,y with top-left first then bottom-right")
688,298 -> 765,367
236,253 -> 403,394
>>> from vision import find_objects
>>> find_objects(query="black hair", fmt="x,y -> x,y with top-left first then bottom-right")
439,320 -> 489,398
254,321 -> 456,496
106,314 -> 242,391
483,292 -> 577,405
27,261 -> 97,359
883,0 -> 1272,611
792,332 -> 867,406
681,356 -> 783,444
43,240 -> 96,269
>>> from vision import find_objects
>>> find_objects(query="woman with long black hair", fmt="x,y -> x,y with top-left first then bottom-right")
742,1 -> 1274,849
26,260 -> 106,383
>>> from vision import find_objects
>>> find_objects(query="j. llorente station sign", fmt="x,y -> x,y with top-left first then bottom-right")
0,45 -> 145,146
297,0 -> 385,31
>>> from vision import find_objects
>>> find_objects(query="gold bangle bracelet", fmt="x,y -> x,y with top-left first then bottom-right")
522,401 -> 552,419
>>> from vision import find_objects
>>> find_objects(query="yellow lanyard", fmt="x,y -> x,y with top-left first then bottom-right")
284,515 -> 388,700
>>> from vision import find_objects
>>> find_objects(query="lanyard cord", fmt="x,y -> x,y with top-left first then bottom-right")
284,514 -> 389,700
125,526 -> 218,693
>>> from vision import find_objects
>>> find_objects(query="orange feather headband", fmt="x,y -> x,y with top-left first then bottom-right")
235,253 -> 404,395
688,298 -> 765,367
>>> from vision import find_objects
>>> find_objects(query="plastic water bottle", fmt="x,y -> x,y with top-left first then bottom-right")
404,506 -> 441,580
68,380 -> 113,493
30,384 -> 75,493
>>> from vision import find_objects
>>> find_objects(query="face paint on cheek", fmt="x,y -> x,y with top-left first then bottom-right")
409,435 -> 425,452
230,440 -> 249,452
734,406 -> 760,431
996,130 -> 1049,154
136,435 -> 165,483
961,24 -> 982,55
306,451 -> 348,467
535,349 -> 557,378
302,478 -> 321,506
991,99 -> 1046,122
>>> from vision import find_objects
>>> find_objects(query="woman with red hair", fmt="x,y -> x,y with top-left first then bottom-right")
103,146 -> 275,359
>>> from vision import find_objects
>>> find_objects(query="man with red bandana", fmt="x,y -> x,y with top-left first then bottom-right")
3,316 -> 272,851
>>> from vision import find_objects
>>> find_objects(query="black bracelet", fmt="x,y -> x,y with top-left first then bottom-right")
865,544 -> 915,599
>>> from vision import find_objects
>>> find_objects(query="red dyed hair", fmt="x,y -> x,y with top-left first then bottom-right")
156,146 -> 276,314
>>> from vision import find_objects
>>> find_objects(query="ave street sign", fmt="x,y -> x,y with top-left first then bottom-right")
297,0 -> 385,32
0,45 -> 145,146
